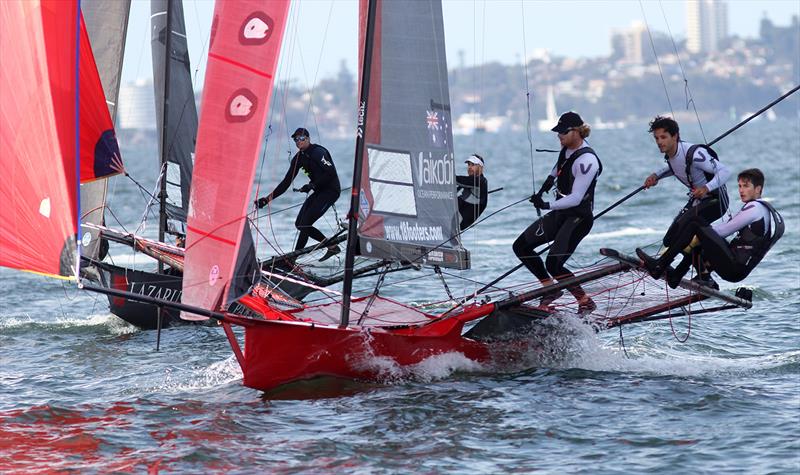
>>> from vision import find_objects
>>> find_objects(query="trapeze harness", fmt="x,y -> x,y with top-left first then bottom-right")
729,200 -> 784,272
553,146 -> 603,218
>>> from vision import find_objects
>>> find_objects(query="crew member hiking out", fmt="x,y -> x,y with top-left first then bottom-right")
637,168 -> 783,288
513,112 -> 602,314
255,127 -> 342,262
641,115 -> 731,287
456,154 -> 488,230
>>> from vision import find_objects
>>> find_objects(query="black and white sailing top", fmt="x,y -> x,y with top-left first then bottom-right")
653,141 -> 730,202
548,141 -> 602,213
712,200 -> 770,239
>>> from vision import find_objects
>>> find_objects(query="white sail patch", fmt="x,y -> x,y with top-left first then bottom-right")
39,197 -> 51,218
368,148 -> 417,216
166,161 -> 183,207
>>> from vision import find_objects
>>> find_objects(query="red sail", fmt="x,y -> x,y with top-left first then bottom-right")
0,0 -> 80,278
182,1 -> 290,317
78,13 -> 122,183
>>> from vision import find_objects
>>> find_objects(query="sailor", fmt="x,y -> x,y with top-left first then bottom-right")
513,111 -> 602,314
456,154 -> 488,230
641,115 -> 731,285
255,127 -> 342,261
637,168 -> 783,288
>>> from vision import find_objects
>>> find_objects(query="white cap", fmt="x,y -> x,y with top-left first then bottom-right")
465,154 -> 485,167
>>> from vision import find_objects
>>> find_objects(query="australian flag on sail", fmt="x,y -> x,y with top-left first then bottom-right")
427,99 -> 451,148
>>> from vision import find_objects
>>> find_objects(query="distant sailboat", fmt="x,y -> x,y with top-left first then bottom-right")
537,85 -> 557,132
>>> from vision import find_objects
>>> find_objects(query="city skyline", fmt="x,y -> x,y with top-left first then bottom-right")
120,0 -> 799,89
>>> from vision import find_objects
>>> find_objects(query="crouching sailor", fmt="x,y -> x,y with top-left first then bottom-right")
636,168 -> 783,288
642,115 -> 731,285
456,154 -> 488,230
513,112 -> 602,314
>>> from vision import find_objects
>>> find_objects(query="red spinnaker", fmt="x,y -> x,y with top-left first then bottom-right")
0,0 -> 79,278
182,1 -> 290,317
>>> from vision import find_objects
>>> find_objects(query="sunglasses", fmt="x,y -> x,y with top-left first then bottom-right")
558,128 -> 574,136
293,136 -> 307,143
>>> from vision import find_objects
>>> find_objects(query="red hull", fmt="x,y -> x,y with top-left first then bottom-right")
225,305 -> 494,392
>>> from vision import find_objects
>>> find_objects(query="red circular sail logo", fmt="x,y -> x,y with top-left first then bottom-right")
225,88 -> 258,123
239,12 -> 274,45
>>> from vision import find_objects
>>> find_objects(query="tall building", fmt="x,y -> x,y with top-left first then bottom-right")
686,0 -> 728,54
611,21 -> 647,64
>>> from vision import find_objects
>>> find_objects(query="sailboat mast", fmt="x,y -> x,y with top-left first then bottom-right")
157,0 -> 174,274
340,0 -> 378,328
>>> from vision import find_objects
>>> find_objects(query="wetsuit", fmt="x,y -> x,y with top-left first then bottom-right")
456,174 -> 488,230
656,200 -> 782,283
654,141 -> 731,246
513,143 -> 602,299
269,143 -> 341,250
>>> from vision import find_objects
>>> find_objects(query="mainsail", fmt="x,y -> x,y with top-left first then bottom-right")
181,0 -> 290,317
80,0 -> 131,262
151,0 -> 198,238
356,0 -> 468,269
0,0 -> 120,278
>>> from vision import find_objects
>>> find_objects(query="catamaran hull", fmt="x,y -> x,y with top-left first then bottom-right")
231,317 -> 491,392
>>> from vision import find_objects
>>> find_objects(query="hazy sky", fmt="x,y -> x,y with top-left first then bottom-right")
120,0 -> 799,89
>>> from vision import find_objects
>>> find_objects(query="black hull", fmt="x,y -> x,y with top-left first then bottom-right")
97,261 -> 194,330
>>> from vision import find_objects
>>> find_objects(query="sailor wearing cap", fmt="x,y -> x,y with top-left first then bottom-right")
456,154 -> 488,230
512,111 -> 602,314
255,127 -> 342,262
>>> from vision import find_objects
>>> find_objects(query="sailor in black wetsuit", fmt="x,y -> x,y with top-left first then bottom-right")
513,112 -> 602,314
456,154 -> 488,230
255,128 -> 342,261
641,116 -> 731,285
637,168 -> 783,288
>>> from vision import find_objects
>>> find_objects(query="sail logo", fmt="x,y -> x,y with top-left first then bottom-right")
226,88 -> 258,123
209,265 -> 220,286
418,152 -> 453,185
240,12 -> 274,45
357,101 -> 366,138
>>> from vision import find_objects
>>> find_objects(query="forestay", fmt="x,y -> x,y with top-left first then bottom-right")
356,0 -> 468,270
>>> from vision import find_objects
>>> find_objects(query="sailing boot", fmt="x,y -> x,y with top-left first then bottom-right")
690,273 -> 719,290
635,247 -> 666,279
666,255 -> 692,289
319,245 -> 341,262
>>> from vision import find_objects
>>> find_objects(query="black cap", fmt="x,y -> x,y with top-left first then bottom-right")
551,111 -> 584,133
291,127 -> 310,139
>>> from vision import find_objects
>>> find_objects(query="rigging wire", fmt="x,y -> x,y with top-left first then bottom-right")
519,1 -> 538,204
638,0 -> 674,117
658,0 -> 707,144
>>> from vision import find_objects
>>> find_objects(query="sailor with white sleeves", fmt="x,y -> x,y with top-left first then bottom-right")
514,111 -> 602,315
641,115 -> 731,284
637,168 -> 783,288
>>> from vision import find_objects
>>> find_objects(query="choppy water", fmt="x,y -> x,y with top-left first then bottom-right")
1,119 -> 798,473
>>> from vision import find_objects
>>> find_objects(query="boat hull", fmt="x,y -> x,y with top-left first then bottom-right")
235,316 -> 491,392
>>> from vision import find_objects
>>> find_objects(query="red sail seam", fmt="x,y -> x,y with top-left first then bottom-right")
186,225 -> 237,246
208,52 -> 273,79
